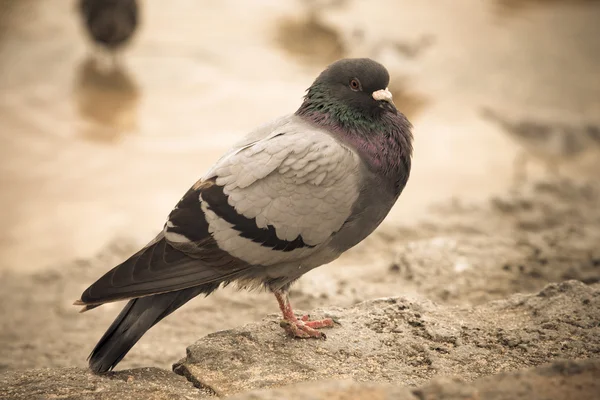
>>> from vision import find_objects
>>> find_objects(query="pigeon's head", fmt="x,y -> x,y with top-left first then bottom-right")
299,58 -> 396,121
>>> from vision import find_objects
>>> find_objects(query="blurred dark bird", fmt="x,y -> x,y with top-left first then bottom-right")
75,58 -> 413,374
79,0 -> 138,51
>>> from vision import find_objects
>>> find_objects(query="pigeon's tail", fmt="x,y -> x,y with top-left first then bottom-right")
88,284 -> 217,374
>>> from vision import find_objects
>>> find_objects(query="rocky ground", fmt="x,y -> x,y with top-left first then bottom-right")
1,178 -> 600,399
173,280 -> 600,396
1,0 -> 600,398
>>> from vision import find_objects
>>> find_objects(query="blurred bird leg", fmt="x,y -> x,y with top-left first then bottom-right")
110,52 -> 118,69
109,50 -> 124,70
274,290 -> 333,339
512,151 -> 528,188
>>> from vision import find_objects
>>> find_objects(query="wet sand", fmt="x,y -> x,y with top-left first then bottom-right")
1,0 -> 599,273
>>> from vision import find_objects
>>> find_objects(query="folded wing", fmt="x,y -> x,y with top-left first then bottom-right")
78,116 -> 361,306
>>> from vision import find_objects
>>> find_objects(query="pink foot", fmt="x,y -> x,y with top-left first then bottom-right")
273,291 -> 334,339
280,317 -> 334,339
302,315 -> 334,329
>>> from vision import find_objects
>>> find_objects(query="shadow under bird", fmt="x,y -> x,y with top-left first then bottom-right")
75,58 -> 413,374
79,0 -> 138,50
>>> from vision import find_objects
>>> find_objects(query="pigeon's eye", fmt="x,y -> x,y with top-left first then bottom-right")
349,78 -> 361,91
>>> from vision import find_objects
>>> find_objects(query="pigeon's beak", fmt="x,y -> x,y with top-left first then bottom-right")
372,88 -> 396,111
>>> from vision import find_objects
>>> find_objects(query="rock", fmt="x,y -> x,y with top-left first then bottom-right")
229,380 -> 414,400
413,359 -> 600,400
3,356 -> 598,400
173,281 -> 600,396
344,178 -> 600,307
226,359 -> 600,400
0,367 -> 211,400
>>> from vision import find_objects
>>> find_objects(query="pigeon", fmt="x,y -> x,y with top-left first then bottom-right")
79,0 -> 139,51
75,58 -> 413,374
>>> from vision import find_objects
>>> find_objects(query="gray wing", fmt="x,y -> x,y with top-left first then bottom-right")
78,115 -> 361,306
195,115 -> 362,266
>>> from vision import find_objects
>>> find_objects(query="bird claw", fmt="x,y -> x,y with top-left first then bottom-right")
280,317 -> 334,339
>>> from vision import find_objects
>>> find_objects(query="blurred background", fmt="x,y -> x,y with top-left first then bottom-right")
1,0 -> 599,372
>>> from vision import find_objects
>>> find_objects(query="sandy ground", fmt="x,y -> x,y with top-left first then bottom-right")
2,177 -> 600,374
1,0 -> 599,272
1,178 -> 600,398
1,0 -> 600,398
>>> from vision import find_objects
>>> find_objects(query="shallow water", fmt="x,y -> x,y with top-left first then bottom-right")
0,0 -> 599,272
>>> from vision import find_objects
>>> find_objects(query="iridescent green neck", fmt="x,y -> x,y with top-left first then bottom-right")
296,84 -> 380,132
295,84 -> 413,196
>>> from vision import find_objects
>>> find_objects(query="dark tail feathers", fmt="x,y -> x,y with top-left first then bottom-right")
88,284 -> 217,373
